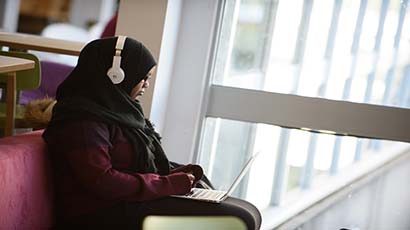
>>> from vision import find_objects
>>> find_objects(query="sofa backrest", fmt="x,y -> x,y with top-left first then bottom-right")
0,130 -> 55,230
19,61 -> 74,105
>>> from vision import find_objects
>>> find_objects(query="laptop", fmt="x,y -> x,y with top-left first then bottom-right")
171,152 -> 260,203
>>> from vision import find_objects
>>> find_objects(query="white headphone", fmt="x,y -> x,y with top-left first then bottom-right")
107,36 -> 127,84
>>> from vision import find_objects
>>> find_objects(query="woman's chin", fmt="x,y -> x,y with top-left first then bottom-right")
132,92 -> 144,100
134,95 -> 144,101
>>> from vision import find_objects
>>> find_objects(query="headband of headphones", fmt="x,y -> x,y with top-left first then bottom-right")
107,36 -> 127,84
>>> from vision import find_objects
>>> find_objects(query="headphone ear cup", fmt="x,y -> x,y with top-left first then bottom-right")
107,67 -> 125,84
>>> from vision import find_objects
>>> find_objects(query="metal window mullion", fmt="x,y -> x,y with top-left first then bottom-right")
238,0 -> 280,199
332,136 -> 345,169
206,118 -> 222,179
342,0 -> 368,99
337,0 -> 368,162
310,0 -> 343,177
270,0 -> 315,204
291,0 -> 314,67
372,0 -> 409,150
354,139 -> 364,161
393,0 -> 408,48
396,65 -> 410,107
270,129 -> 291,205
364,0 -> 390,151
199,0 -> 241,179
298,0 -> 334,190
300,133 -> 318,189
374,0 -> 390,52
216,0 -> 245,193
235,124 -> 257,198
330,136 -> 342,174
318,0 -> 343,96
341,0 -> 368,162
382,0 -> 408,105
382,68 -> 396,106
324,0 -> 343,60
260,0 -> 280,75
350,0 -> 368,55
210,0 -> 241,86
405,77 -> 410,108
363,0 -> 390,103
207,85 -> 410,143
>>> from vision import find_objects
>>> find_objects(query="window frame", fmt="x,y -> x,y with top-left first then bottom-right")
159,0 -> 410,163
156,0 -> 410,228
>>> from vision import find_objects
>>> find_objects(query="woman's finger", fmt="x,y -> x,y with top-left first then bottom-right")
187,173 -> 195,185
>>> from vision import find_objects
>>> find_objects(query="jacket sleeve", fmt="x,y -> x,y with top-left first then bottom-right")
58,121 -> 192,201
170,164 -> 204,185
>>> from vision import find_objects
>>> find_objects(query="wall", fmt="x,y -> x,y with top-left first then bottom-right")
69,0 -> 116,28
150,0 -> 183,134
116,0 -> 168,116
0,0 -> 20,32
297,152 -> 410,230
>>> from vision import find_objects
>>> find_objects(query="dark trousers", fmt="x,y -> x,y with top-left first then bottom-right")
58,197 -> 262,230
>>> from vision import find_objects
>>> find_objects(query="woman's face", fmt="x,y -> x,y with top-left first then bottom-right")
130,67 -> 155,100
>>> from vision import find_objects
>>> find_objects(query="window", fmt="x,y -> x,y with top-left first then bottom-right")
189,0 -> 410,224
212,0 -> 410,107
157,0 -> 409,228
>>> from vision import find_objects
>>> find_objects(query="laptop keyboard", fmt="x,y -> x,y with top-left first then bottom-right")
187,189 -> 225,200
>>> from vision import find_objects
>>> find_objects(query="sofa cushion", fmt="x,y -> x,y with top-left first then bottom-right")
0,130 -> 54,229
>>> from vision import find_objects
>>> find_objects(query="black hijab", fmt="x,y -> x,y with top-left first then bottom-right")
43,36 -> 170,175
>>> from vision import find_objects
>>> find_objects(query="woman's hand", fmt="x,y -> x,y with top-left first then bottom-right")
186,173 -> 195,186
170,164 -> 204,186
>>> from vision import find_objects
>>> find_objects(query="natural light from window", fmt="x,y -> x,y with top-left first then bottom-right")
198,0 -> 410,211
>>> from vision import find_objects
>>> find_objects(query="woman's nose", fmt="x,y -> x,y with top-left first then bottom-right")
143,80 -> 149,88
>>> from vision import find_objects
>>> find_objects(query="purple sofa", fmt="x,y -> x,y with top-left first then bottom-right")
19,61 -> 73,105
0,130 -> 55,229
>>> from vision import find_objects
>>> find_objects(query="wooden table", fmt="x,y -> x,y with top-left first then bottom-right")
0,55 -> 35,136
0,32 -> 83,136
0,32 -> 85,56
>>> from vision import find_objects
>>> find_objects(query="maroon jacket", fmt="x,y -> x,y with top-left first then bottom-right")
44,120 -> 203,218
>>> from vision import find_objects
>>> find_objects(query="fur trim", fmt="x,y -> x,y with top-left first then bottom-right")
24,98 -> 56,129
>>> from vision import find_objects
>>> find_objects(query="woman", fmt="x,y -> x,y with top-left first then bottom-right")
43,36 -> 261,229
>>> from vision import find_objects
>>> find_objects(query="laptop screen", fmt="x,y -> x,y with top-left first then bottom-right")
226,152 -> 260,196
